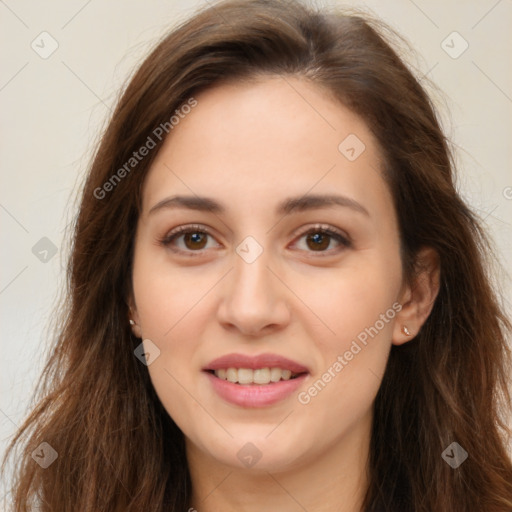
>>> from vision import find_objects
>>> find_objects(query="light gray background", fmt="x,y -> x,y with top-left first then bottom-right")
1,0 -> 511,503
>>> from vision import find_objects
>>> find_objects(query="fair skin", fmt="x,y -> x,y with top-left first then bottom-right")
130,76 -> 439,512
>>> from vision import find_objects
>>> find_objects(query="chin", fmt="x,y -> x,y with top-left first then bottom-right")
203,432 -> 309,473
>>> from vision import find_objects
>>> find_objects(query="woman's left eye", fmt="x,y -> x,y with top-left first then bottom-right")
158,224 -> 351,256
293,226 -> 351,254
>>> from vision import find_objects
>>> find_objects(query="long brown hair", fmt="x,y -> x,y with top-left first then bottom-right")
2,0 -> 511,510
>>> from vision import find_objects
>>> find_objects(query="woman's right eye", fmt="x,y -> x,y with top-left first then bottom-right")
158,225 -> 219,256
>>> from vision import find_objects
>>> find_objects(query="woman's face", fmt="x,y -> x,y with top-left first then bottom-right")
131,76 -> 408,473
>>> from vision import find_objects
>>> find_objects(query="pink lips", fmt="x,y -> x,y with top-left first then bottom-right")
204,372 -> 308,408
202,353 -> 310,408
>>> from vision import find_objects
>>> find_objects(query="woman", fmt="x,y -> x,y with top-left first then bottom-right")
2,0 -> 512,510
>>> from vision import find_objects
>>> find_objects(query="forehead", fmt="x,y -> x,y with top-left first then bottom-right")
141,76 -> 393,222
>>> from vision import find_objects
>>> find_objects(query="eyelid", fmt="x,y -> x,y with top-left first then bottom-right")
291,223 -> 351,244
164,223 -> 211,239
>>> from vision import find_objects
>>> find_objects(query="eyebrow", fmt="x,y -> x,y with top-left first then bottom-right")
148,193 -> 370,217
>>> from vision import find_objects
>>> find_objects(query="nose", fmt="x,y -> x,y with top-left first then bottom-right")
216,243 -> 291,337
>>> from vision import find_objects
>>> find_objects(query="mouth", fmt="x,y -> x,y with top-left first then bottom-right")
203,369 -> 309,408
204,367 -> 308,385
202,353 -> 310,406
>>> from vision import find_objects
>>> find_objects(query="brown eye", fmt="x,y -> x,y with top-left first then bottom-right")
159,225 -> 218,255
182,232 -> 208,250
293,226 -> 351,255
305,232 -> 331,251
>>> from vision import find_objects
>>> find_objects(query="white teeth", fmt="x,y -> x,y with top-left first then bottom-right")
238,368 -> 253,385
213,367 -> 299,385
253,368 -> 270,384
226,368 -> 238,383
270,367 -> 282,382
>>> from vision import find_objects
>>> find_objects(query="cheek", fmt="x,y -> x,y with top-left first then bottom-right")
294,254 -> 401,409
132,249 -> 215,338
301,253 -> 402,346
131,254 -> 217,424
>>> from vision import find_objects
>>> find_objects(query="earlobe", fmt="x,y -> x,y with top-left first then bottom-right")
401,325 -> 411,337
127,297 -> 142,338
392,246 -> 440,346
130,320 -> 142,339
129,314 -> 142,338
392,318 -> 416,345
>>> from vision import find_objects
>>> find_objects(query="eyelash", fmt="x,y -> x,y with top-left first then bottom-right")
157,223 -> 352,257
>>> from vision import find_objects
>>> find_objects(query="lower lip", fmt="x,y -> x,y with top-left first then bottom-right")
204,371 -> 308,408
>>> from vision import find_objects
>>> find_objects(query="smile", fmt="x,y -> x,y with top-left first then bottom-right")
204,370 -> 308,408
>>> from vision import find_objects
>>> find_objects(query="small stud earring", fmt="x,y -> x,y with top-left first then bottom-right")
129,319 -> 135,326
402,325 -> 411,336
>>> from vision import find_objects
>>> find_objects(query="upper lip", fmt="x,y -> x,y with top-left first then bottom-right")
203,353 -> 310,374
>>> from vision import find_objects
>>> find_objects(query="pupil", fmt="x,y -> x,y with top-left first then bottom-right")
308,233 -> 329,251
186,233 -> 206,249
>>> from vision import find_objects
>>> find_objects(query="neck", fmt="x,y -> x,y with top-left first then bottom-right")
185,411 -> 372,512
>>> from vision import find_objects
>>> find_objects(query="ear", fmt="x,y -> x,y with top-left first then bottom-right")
127,294 -> 143,339
392,246 -> 440,345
